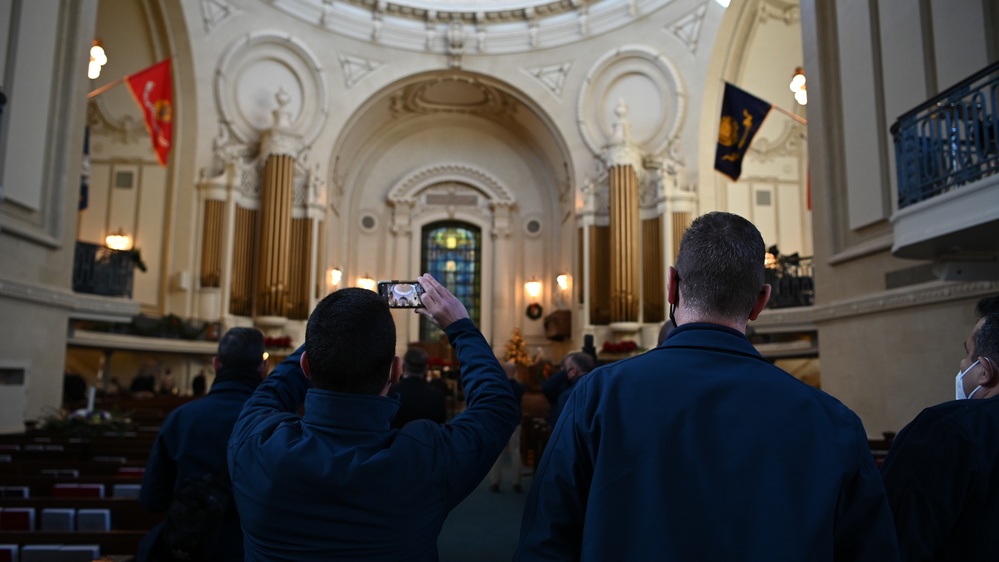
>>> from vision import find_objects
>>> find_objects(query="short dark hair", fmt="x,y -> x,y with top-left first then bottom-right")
564,352 -> 596,375
305,288 -> 397,394
975,295 -> 999,318
673,212 -> 766,322
403,347 -> 428,375
973,313 -> 999,364
217,327 -> 265,369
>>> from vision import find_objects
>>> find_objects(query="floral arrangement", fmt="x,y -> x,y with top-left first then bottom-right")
602,340 -> 639,354
264,335 -> 294,348
40,408 -> 134,439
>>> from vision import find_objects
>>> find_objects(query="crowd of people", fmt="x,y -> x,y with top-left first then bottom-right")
132,212 -> 999,561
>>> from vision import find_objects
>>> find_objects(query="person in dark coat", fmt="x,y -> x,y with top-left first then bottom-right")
227,275 -> 519,561
881,312 -> 999,561
389,347 -> 446,427
489,360 -> 526,492
138,327 -> 267,562
547,352 -> 595,426
516,211 -> 899,561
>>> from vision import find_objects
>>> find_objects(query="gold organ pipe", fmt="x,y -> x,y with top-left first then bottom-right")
257,154 -> 294,318
200,200 -> 224,287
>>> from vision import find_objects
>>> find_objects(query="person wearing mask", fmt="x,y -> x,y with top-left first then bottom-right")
881,312 -> 999,561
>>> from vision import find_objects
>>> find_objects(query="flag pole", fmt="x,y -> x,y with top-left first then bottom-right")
87,76 -> 126,99
770,103 -> 808,125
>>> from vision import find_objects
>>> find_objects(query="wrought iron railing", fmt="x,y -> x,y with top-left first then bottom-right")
765,255 -> 814,309
892,61 -> 999,209
72,241 -> 134,298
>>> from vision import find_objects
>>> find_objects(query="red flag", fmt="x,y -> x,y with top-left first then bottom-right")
125,59 -> 173,166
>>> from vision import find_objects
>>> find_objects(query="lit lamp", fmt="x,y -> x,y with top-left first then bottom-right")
555,273 -> 571,309
105,229 -> 131,251
89,39 -> 107,80
357,275 -> 376,292
790,67 -> 807,106
328,267 -> 343,289
524,277 -> 543,320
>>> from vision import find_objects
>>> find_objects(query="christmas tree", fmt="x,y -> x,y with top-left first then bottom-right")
504,327 -> 532,368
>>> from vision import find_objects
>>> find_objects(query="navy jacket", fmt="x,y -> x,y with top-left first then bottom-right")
139,378 -> 257,562
881,395 -> 999,561
389,375 -> 447,427
228,318 -> 519,561
517,323 -> 900,561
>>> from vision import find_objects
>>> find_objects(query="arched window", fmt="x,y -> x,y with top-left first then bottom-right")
420,221 -> 481,341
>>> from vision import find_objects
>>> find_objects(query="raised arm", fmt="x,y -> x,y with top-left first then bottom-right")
228,344 -> 309,453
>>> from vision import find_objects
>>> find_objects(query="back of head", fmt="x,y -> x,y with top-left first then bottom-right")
564,352 -> 596,376
674,212 -> 766,323
217,327 -> 266,370
976,295 -> 999,318
306,288 -> 397,394
403,347 -> 429,375
974,313 -> 999,362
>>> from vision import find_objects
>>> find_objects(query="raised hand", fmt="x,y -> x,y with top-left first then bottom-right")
415,273 -> 469,331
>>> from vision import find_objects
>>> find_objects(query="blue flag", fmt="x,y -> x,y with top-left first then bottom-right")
714,82 -> 771,181
79,126 -> 90,211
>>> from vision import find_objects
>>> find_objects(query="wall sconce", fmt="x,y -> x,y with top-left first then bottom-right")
555,273 -> 572,309
328,267 -> 342,288
524,277 -> 543,320
789,67 -> 807,106
89,39 -> 107,80
105,229 -> 131,251
357,275 -> 376,292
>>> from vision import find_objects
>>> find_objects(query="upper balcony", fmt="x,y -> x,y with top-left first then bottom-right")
890,61 -> 999,280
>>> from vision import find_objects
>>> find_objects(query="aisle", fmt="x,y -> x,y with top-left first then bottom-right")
437,475 -> 532,562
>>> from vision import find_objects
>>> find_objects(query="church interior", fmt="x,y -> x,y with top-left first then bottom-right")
0,0 -> 998,557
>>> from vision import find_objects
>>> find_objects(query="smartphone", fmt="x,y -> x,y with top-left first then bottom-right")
377,280 -> 425,308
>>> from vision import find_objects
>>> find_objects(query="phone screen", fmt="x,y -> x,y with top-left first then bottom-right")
377,281 -> 425,308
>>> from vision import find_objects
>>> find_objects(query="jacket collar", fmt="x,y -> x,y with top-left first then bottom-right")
303,388 -> 400,431
660,323 -> 763,359
207,379 -> 257,397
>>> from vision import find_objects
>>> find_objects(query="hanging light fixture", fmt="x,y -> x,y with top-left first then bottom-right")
105,229 -> 131,251
89,39 -> 107,80
357,275 -> 376,291
789,67 -> 807,106
328,267 -> 343,288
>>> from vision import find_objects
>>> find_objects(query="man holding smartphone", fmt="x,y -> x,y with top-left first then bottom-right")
228,273 -> 519,561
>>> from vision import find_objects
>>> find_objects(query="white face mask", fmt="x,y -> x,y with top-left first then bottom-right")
956,359 -> 982,400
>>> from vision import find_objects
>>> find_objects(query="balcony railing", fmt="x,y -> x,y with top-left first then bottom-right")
765,255 -> 814,309
72,241 -> 135,298
892,61 -> 999,209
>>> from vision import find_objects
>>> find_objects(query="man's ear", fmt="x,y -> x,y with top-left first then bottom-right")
212,356 -> 222,372
390,356 -> 403,385
300,352 -> 312,380
978,356 -> 997,388
748,284 -> 772,321
667,266 -> 679,306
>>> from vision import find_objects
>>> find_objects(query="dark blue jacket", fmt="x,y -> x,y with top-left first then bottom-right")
389,375 -> 447,427
517,323 -> 900,561
228,318 -> 519,561
881,396 -> 999,561
138,378 -> 257,562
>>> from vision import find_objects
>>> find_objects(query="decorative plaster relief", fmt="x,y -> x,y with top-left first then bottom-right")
201,0 -> 238,34
268,0 -> 679,55
337,54 -> 383,89
524,62 -> 572,98
748,121 -> 805,163
87,100 -> 147,145
388,163 -> 516,205
758,0 -> 800,24
389,77 -> 517,119
578,46 -> 685,159
215,32 -> 330,145
666,2 -> 706,53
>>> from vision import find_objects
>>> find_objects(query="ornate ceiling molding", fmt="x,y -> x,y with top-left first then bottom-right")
748,120 -> 805,162
523,62 -> 572,98
666,2 -> 706,53
389,77 -> 518,118
758,0 -> 800,25
87,99 -> 147,144
338,54 -> 384,88
201,0 -> 239,34
269,0 -> 681,55
388,163 -> 516,205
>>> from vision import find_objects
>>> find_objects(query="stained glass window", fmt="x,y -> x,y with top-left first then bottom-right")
421,221 -> 481,341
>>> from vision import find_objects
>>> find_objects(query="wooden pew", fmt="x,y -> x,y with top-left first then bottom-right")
0,497 -> 161,530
